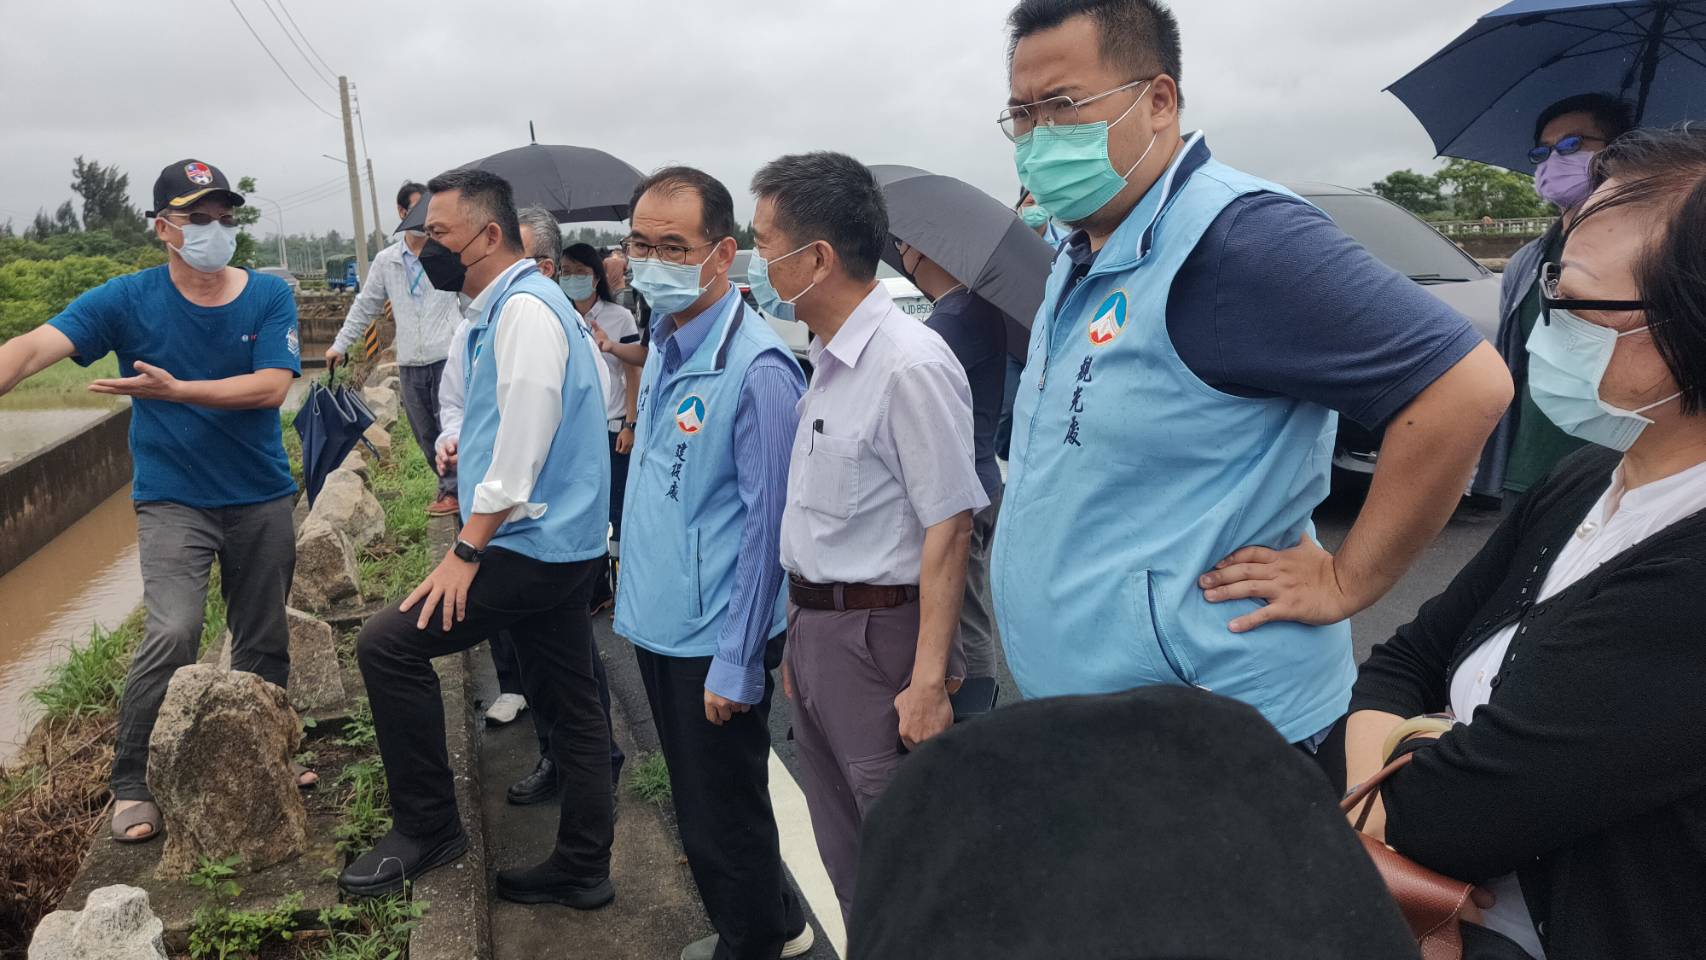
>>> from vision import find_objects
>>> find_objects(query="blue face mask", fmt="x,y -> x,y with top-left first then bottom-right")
747,243 -> 817,323
1013,80 -> 1157,224
559,273 -> 596,302
1020,204 -> 1052,230
1526,308 -> 1681,452
630,254 -> 713,315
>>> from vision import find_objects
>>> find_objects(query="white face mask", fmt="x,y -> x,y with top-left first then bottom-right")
163,219 -> 239,273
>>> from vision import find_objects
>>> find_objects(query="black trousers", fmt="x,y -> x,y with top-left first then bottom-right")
590,430 -> 631,608
491,626 -> 626,778
636,634 -> 803,960
357,548 -> 613,875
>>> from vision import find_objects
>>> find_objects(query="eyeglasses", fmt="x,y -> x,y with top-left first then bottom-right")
161,211 -> 239,228
619,237 -> 720,264
1539,261 -> 1644,324
997,77 -> 1154,142
1528,134 -> 1605,165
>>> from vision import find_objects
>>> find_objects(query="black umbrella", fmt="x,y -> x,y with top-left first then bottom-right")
294,376 -> 377,505
398,142 -> 644,232
869,164 -> 1055,361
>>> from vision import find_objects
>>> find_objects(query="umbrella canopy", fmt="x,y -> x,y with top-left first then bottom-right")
294,378 -> 376,505
869,164 -> 1055,361
1389,0 -> 1706,170
398,143 -> 644,232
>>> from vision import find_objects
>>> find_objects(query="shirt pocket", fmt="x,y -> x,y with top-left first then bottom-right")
796,432 -> 862,520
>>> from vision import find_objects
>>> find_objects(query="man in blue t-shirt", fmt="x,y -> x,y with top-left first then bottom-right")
0,159 -> 302,843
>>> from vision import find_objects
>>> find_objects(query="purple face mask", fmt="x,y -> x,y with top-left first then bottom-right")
1534,149 -> 1596,209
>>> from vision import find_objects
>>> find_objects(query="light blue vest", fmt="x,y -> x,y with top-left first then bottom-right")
992,136 -> 1355,743
458,263 -> 610,563
614,297 -> 797,657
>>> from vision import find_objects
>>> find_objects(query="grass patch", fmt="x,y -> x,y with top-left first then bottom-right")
29,616 -> 136,721
314,894 -> 428,959
0,355 -> 123,411
629,753 -> 672,806
331,756 -> 391,857
357,411 -> 439,603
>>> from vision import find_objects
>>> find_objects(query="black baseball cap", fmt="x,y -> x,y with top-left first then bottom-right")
147,159 -> 245,218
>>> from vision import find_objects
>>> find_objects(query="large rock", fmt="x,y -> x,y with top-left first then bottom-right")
147,666 -> 308,879
289,516 -> 361,612
209,609 -> 346,713
370,361 -> 400,383
307,469 -> 384,547
338,449 -> 371,482
29,885 -> 167,960
361,384 -> 399,430
362,423 -> 394,462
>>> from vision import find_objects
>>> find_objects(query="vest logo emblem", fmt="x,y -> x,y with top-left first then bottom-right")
1087,290 -> 1128,346
675,395 -> 706,434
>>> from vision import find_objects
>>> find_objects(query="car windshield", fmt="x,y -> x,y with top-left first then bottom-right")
1306,193 -> 1485,283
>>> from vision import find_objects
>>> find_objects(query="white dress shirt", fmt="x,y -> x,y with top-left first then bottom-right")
583,298 -> 639,430
436,317 -> 471,451
1449,456 -> 1706,959
462,259 -> 608,522
331,240 -> 462,366
779,285 -> 989,585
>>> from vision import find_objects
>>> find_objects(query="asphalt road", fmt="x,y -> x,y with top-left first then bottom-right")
592,475 -> 1507,956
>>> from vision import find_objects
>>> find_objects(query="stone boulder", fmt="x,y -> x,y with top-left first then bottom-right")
147,666 -> 308,878
338,449 -> 371,482
361,384 -> 399,430
362,423 -> 393,461
307,469 -> 384,547
370,360 -> 400,383
29,884 -> 167,960
290,492 -> 310,536
208,609 -> 346,713
289,516 -> 361,612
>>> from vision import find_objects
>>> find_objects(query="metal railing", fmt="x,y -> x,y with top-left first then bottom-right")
1431,217 -> 1553,237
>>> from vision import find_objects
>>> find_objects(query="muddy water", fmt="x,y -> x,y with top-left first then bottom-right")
0,487 -> 141,765
0,409 -> 111,469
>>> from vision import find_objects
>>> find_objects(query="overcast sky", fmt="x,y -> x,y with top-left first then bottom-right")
0,0 -> 1495,238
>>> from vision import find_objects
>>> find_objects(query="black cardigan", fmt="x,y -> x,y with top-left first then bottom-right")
1352,447 -> 1706,960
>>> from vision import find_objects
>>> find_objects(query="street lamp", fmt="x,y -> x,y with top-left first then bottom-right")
246,194 -> 289,271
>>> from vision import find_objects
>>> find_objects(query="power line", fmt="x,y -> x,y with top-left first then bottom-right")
274,0 -> 339,83
257,0 -> 337,92
352,85 -> 373,160
225,0 -> 338,120
270,174 -> 347,203
273,181 -> 352,214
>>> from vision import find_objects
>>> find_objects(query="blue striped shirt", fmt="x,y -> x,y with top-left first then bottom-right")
656,291 -> 804,703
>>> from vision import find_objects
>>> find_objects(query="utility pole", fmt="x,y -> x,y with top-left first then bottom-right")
339,75 -> 369,285
366,157 -> 383,250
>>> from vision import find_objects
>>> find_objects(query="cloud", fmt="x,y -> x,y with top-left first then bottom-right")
0,0 -> 1493,236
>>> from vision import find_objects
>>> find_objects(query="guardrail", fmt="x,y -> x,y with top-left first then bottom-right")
1431,217 -> 1552,237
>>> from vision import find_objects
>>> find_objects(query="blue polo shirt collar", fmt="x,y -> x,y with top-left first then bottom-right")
1063,130 -> 1212,274
653,282 -> 739,375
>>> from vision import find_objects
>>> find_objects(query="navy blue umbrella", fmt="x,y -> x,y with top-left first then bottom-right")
1389,0 -> 1706,170
294,376 -> 377,505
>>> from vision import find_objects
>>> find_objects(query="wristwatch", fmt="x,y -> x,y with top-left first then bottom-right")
621,420 -> 637,430
452,539 -> 485,564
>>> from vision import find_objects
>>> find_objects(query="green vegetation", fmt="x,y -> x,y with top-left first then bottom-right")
188,854 -> 244,900
0,355 -> 122,411
358,413 -> 437,602
331,756 -> 391,857
1371,159 -> 1553,221
28,616 -> 135,721
630,753 -> 673,806
189,889 -> 303,960
315,895 -> 428,960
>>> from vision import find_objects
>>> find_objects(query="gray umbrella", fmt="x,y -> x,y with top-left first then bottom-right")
869,164 -> 1056,360
398,142 -> 643,232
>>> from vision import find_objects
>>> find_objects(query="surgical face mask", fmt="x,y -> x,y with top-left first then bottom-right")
418,225 -> 494,293
747,243 -> 817,323
1526,308 -> 1682,452
1534,149 -> 1597,209
1020,204 -> 1052,230
560,273 -> 597,302
163,219 -> 238,273
1013,80 -> 1158,223
630,253 -> 715,315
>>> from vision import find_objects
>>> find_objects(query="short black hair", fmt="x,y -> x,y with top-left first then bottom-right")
1572,124 -> 1706,415
425,168 -> 522,251
563,242 -> 614,303
396,181 -> 427,212
1534,93 -> 1636,146
1008,0 -> 1184,108
750,152 -> 888,282
629,166 -> 736,242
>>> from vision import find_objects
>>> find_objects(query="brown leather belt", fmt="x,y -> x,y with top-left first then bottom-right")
788,574 -> 919,611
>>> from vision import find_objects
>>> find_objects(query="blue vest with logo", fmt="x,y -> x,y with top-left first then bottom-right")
614,297 -> 798,657
992,136 -> 1355,743
458,264 -> 610,563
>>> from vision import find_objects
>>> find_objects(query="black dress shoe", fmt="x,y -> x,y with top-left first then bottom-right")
507,756 -> 558,805
338,825 -> 468,897
495,858 -> 614,909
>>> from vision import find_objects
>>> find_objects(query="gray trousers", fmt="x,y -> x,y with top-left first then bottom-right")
399,360 -> 455,497
112,496 -> 296,800
786,600 -> 965,921
960,485 -> 1003,680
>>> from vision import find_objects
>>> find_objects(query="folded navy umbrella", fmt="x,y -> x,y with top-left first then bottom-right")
294,375 -> 376,505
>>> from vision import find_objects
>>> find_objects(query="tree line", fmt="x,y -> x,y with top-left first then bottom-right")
1370,159 -> 1553,221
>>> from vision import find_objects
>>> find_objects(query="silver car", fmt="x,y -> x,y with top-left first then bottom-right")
1288,183 -> 1502,476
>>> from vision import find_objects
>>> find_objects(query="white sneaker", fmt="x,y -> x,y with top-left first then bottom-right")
484,693 -> 527,726
782,925 -> 816,958
679,924 -> 814,960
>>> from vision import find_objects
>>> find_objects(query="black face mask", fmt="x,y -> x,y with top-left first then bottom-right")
418,224 -> 493,293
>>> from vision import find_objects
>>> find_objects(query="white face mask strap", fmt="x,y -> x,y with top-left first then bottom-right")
1111,80 -> 1159,180
1634,391 -> 1684,415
